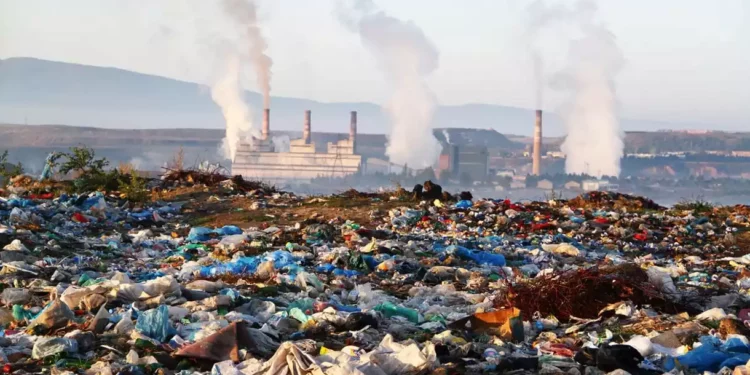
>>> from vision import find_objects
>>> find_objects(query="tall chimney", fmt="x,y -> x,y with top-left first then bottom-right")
533,109 -> 543,175
349,111 -> 357,153
262,108 -> 270,140
303,110 -> 311,144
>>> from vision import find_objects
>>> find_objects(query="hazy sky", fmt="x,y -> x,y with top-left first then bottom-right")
1,0 -> 748,129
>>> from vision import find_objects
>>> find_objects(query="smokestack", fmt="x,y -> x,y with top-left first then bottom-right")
533,109 -> 543,175
262,108 -> 270,140
349,111 -> 357,153
303,110 -> 311,144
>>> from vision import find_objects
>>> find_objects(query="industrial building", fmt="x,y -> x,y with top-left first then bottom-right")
436,143 -> 489,182
232,110 -> 362,183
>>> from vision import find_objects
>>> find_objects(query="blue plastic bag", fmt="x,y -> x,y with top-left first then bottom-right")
455,246 -> 506,266
187,227 -> 212,242
719,354 -> 750,370
214,225 -> 242,236
316,264 -> 336,273
722,337 -> 750,353
135,305 -> 175,342
266,250 -> 297,268
455,200 -> 472,209
664,336 -> 730,373
199,256 -> 261,277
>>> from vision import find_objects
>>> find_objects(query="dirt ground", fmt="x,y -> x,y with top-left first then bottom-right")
176,190 -> 412,229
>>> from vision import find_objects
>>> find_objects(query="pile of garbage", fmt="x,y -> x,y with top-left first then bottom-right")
3,178 -> 750,375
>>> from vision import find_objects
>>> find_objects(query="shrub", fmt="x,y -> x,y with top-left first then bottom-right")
118,173 -> 149,203
0,150 -> 24,181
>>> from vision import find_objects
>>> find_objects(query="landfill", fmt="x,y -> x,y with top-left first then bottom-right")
4,172 -> 750,375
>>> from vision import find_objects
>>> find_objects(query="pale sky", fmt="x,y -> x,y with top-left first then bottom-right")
1,0 -> 748,129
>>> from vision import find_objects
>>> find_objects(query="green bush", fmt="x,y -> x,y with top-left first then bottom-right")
56,146 -> 118,193
0,150 -> 24,181
118,173 -> 149,203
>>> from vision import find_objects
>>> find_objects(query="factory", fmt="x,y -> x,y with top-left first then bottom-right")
231,109 -> 362,183
436,143 -> 490,182
232,107 -> 543,185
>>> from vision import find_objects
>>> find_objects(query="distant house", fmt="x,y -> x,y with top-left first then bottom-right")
537,179 -> 554,190
564,181 -> 582,190
496,169 -> 515,178
582,179 -> 611,191
494,185 -> 505,191
510,180 -> 526,189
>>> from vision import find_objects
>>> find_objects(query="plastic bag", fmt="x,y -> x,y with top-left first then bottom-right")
665,336 -> 730,373
696,307 -> 727,321
374,302 -> 421,323
261,342 -> 325,375
455,246 -> 506,267
91,305 -> 111,334
59,285 -> 95,310
187,227 -> 213,242
114,310 -> 135,335
29,299 -> 75,331
220,234 -> 248,249
646,267 -> 680,300
143,275 -> 181,298
455,200 -> 472,209
136,305 -> 176,342
0,308 -> 13,325
214,225 -> 243,236
237,300 -> 276,323
369,334 -> 436,375
32,337 -> 78,359
3,239 -> 29,252
1,288 -> 30,305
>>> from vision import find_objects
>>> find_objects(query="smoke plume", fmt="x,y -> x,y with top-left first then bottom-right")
222,0 -> 273,108
210,0 -> 272,161
528,0 -> 624,177
213,55 -> 259,160
338,0 -> 441,169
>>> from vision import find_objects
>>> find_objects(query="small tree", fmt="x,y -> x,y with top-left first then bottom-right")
0,150 -> 24,181
59,146 -> 109,177
59,146 -> 117,192
118,173 -> 149,203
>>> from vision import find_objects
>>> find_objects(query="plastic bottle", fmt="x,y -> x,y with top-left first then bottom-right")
374,302 -> 421,323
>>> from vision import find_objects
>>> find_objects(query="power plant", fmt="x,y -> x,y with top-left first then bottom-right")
231,110 -> 362,183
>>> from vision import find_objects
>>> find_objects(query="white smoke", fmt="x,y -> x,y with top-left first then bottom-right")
338,0 -> 441,169
221,0 -> 273,108
271,135 -> 291,153
213,54 -> 259,160
212,0 -> 272,161
528,0 -> 624,177
442,129 -> 451,144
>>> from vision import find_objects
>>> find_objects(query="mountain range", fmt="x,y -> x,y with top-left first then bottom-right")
0,57 -> 693,136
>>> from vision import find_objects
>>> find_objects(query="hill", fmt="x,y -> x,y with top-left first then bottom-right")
0,57 -> 698,136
